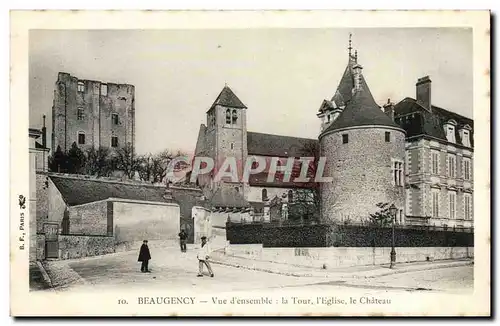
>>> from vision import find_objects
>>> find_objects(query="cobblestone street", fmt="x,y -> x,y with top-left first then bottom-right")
39,246 -> 474,295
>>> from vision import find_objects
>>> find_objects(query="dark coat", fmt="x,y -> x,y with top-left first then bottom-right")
138,244 -> 151,262
178,231 -> 188,240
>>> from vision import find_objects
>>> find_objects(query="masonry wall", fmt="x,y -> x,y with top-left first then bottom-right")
224,244 -> 474,269
113,201 -> 180,245
172,187 -> 205,244
320,127 -> 406,223
68,200 -> 109,236
52,72 -> 135,153
58,235 -> 115,260
193,206 -> 212,244
35,173 -> 49,233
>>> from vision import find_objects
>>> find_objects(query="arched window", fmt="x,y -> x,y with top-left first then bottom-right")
232,110 -> 238,124
225,109 -> 231,124
262,189 -> 268,201
288,190 -> 293,202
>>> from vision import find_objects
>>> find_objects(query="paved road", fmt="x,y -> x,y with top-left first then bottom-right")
46,247 -> 473,295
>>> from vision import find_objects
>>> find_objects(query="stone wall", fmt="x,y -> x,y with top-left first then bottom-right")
58,235 -> 115,260
36,234 -> 45,261
320,126 -> 406,223
224,244 -> 474,269
68,200 -> 109,236
52,72 -> 135,153
35,173 -> 49,232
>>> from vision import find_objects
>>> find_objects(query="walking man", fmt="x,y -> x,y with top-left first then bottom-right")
138,240 -> 151,273
178,229 -> 188,252
197,236 -> 214,277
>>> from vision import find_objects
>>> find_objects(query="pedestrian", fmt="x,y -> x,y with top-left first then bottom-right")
138,240 -> 151,273
178,229 -> 188,252
197,236 -> 214,277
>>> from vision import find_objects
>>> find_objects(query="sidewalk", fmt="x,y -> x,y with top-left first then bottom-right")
209,250 -> 473,279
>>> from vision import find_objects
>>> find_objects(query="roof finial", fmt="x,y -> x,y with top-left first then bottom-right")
348,33 -> 352,57
355,50 -> 358,62
225,82 -> 228,87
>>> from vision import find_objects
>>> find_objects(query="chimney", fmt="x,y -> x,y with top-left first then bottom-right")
42,115 -> 47,148
352,63 -> 363,93
383,98 -> 395,121
416,76 -> 432,111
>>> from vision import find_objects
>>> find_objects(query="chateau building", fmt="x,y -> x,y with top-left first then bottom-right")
194,40 -> 473,228
392,77 -> 474,228
52,72 -> 136,153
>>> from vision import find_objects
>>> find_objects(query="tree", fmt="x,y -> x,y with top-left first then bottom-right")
114,142 -> 140,179
84,146 -> 113,177
138,149 -> 188,184
67,142 -> 86,174
48,145 -> 68,173
288,188 -> 319,221
368,202 -> 394,227
286,141 -> 321,222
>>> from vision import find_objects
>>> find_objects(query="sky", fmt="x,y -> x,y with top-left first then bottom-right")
29,28 -> 472,155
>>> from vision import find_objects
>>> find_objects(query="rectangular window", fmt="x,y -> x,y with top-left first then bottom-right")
78,133 -> 85,145
101,84 -> 108,96
463,158 -> 471,180
464,194 -> 472,220
112,113 -> 119,125
77,108 -> 84,120
385,131 -> 390,142
448,191 -> 457,219
77,81 -> 85,92
111,136 -> 118,148
431,150 -> 439,175
342,134 -> 348,144
447,154 -> 456,178
393,161 -> 404,186
432,189 -> 440,218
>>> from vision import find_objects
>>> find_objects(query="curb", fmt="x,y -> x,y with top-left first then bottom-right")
36,261 -> 56,292
359,260 -> 474,279
210,257 -> 473,279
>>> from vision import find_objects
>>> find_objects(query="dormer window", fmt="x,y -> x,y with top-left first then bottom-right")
77,81 -> 85,93
444,119 -> 457,143
101,84 -> 108,96
460,124 -> 472,147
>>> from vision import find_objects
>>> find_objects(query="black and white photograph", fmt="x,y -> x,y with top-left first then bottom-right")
11,10 -> 490,316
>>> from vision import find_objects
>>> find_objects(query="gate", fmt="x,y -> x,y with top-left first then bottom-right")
43,223 -> 59,259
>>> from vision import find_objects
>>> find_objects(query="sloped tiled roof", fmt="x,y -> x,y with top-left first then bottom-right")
247,132 -> 318,157
211,86 -> 247,109
330,57 -> 357,109
393,97 -> 474,147
321,86 -> 400,135
51,175 -> 169,206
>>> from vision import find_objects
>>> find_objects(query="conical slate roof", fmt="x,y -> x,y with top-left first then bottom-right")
321,86 -> 400,135
211,85 -> 247,109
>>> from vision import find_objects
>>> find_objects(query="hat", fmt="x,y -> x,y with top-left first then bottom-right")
201,236 -> 207,240
143,240 -> 148,243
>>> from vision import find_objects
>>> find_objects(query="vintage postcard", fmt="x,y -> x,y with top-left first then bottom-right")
11,10 -> 490,316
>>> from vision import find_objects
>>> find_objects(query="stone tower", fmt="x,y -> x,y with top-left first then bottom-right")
52,72 -> 135,153
203,85 -> 248,196
318,49 -> 406,223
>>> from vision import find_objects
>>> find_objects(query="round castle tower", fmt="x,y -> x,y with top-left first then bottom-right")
318,57 -> 406,224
